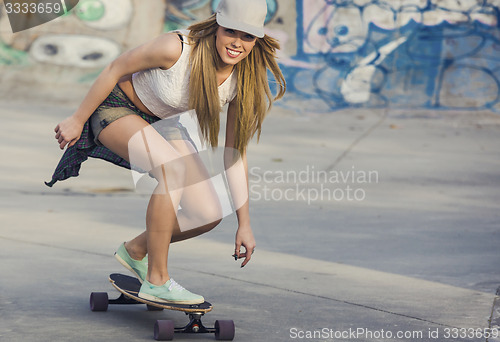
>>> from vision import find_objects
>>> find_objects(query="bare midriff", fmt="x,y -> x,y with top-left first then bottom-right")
117,74 -> 156,117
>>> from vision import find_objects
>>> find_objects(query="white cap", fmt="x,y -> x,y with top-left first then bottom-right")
216,0 -> 267,38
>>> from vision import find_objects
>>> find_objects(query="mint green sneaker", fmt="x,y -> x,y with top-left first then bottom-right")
114,243 -> 148,283
139,279 -> 204,304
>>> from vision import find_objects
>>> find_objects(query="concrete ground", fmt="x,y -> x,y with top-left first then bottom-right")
0,97 -> 499,341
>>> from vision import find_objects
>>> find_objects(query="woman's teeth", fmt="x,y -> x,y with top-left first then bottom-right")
227,48 -> 241,57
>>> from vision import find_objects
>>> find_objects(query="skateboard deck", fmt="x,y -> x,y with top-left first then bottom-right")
109,273 -> 213,313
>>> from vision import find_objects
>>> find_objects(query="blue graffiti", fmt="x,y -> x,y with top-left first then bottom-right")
285,0 -> 500,112
165,0 -> 211,31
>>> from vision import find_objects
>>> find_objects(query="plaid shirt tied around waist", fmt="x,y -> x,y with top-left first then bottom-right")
45,89 -> 160,187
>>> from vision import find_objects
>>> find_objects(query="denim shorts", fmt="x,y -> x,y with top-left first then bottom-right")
90,85 -> 192,146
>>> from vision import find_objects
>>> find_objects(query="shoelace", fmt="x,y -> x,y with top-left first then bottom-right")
168,279 -> 186,292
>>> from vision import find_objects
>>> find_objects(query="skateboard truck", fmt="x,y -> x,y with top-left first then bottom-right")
177,312 -> 212,334
153,312 -> 234,340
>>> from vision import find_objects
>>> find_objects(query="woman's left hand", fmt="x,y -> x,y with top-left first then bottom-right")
234,225 -> 256,268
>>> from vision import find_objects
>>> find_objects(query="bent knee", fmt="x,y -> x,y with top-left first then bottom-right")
198,201 -> 223,225
199,217 -> 223,235
183,199 -> 223,229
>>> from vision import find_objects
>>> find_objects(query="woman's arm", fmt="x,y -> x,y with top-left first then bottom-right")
55,33 -> 183,150
225,99 -> 256,267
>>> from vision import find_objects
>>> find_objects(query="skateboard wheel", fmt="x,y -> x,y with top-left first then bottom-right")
215,320 -> 235,341
154,320 -> 174,341
147,304 -> 164,311
89,292 -> 109,312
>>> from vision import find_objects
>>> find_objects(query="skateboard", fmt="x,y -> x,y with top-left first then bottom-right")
89,273 -> 235,341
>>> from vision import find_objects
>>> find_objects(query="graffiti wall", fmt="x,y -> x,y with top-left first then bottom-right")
0,0 -> 166,66
0,0 -> 166,88
287,0 -> 500,112
1,0 -> 499,112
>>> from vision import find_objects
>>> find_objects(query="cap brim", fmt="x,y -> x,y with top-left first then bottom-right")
216,13 -> 265,38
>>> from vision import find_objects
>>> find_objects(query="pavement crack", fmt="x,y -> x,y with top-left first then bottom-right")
325,109 -> 388,171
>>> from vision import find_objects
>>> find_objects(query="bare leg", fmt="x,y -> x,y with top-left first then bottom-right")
124,233 -> 147,260
145,172 -> 179,285
98,115 -> 222,286
98,115 -> 181,285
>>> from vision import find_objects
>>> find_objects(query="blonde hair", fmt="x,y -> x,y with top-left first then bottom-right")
187,14 -> 286,154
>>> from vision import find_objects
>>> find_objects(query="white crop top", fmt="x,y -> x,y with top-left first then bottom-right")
132,32 -> 238,119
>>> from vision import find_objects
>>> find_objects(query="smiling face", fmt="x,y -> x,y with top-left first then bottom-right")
215,26 -> 257,68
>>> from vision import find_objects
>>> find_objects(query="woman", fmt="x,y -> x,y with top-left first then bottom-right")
47,0 -> 285,304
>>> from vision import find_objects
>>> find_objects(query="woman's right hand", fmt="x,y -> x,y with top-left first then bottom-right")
54,115 -> 85,150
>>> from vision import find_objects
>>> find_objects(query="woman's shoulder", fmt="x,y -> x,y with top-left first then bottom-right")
150,32 -> 184,69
